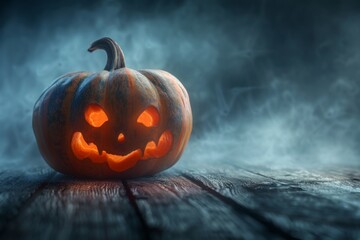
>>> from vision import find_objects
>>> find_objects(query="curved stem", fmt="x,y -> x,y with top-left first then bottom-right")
88,37 -> 126,71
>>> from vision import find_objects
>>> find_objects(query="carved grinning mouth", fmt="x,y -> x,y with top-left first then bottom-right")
71,131 -> 173,172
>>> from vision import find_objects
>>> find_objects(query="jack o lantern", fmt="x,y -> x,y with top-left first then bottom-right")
32,37 -> 192,178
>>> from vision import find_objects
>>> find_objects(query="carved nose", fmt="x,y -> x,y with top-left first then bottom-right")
117,133 -> 125,143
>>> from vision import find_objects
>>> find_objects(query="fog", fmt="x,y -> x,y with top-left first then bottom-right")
1,0 -> 359,169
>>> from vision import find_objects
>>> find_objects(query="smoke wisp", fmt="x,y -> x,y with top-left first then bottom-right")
1,0 -> 359,169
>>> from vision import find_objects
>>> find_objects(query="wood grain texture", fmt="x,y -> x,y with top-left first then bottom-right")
1,173 -> 143,240
0,168 -> 54,234
180,163 -> 360,240
242,165 -> 360,208
126,171 -> 278,239
0,164 -> 359,240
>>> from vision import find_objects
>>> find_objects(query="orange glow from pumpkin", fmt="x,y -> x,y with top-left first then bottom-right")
71,130 -> 173,172
137,106 -> 159,127
117,133 -> 125,142
71,132 -> 107,163
142,130 -> 173,159
85,104 -> 108,127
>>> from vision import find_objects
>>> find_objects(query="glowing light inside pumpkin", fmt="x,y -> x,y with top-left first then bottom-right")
142,130 -> 173,159
71,132 -> 106,163
71,130 -> 173,172
137,106 -> 159,127
85,104 -> 108,127
117,133 -> 125,142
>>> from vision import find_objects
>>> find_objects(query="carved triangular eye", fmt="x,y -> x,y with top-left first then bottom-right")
85,104 -> 109,127
137,106 -> 159,127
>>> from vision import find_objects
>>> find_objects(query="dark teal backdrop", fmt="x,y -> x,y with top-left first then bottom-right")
1,0 -> 359,168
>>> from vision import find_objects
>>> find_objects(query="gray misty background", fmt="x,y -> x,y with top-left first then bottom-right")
0,0 -> 359,169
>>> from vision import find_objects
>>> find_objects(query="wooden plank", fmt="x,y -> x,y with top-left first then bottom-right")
1,173 -> 143,240
180,164 -> 360,239
2,162 -> 358,239
126,170 -> 283,239
241,165 -> 360,207
0,167 -> 54,233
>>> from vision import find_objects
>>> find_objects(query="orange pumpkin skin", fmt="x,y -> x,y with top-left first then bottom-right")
32,38 -> 192,178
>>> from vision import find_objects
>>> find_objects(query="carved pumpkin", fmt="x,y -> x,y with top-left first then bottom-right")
32,37 -> 192,178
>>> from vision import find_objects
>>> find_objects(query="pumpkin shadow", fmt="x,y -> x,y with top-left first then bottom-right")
52,169 -> 179,182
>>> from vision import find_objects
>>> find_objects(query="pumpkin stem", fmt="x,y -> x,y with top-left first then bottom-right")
88,37 -> 126,71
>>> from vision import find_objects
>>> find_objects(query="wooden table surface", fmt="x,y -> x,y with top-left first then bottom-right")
0,161 -> 359,240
